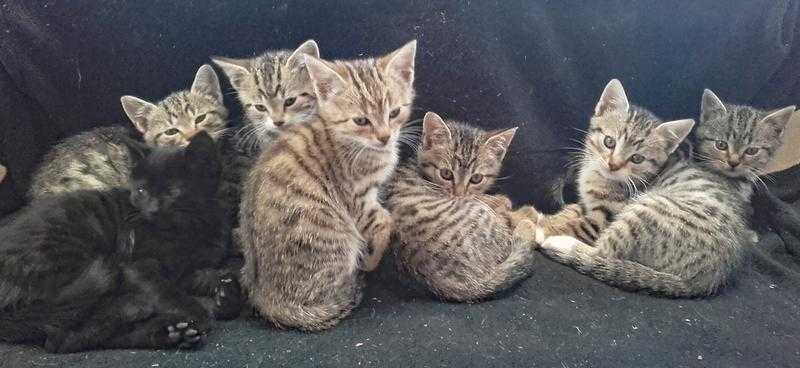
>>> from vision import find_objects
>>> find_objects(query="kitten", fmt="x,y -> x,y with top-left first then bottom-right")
538,79 -> 754,298
239,41 -> 417,331
212,40 -> 320,147
0,132 -> 241,353
387,112 -> 537,302
694,89 -> 795,188
211,40 -> 321,230
28,64 -> 228,199
534,79 -> 682,243
0,164 -> 6,183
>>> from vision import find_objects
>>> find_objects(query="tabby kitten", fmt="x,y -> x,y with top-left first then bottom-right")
0,132 -> 239,353
694,89 -> 795,186
387,112 -> 537,302
239,41 -> 417,331
212,40 -> 321,228
538,79 -> 760,297
533,79 -> 690,243
28,64 -> 228,199
212,39 -> 320,147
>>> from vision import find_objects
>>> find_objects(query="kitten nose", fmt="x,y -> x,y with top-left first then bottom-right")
608,160 -> 623,172
729,160 -> 740,168
377,135 -> 390,145
273,121 -> 285,127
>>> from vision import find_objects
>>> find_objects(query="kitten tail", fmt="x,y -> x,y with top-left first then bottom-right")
259,290 -> 361,332
542,241 -> 704,298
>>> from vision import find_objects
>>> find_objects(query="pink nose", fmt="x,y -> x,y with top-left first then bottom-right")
608,161 -> 623,172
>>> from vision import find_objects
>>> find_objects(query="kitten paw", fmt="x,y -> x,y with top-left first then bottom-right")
512,219 -> 537,247
534,227 -> 547,245
541,235 -> 582,254
514,205 -> 540,223
165,321 -> 206,349
213,276 -> 243,320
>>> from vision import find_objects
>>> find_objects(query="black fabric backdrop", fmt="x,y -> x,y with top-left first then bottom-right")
1,1 -> 800,367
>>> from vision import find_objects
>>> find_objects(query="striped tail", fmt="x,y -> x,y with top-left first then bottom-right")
541,237 -> 709,298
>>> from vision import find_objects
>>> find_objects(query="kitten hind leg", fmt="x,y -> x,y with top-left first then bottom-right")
185,267 -> 244,320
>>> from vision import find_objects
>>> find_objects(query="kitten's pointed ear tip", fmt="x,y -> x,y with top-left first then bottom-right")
606,78 -> 623,90
423,111 -> 443,122
300,39 -> 320,51
120,95 -> 148,111
197,64 -> 215,74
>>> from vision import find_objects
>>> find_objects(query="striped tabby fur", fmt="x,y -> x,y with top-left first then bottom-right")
213,41 -> 321,231
538,79 -> 753,298
387,112 -> 537,302
29,65 -> 228,199
695,89 -> 795,187
239,41 -> 417,331
536,80 -> 689,243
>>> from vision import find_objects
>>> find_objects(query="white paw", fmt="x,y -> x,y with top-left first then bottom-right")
534,227 -> 546,245
541,235 -> 581,254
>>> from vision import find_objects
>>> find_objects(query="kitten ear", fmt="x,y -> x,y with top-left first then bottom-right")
211,56 -> 252,91
483,127 -> 518,162
304,55 -> 348,101
120,95 -> 157,134
286,40 -> 320,70
191,64 -> 223,102
120,135 -> 151,164
185,131 -> 221,176
422,112 -> 452,150
655,119 -> 695,154
700,89 -> 727,122
378,40 -> 417,85
760,105 -> 796,136
595,79 -> 629,117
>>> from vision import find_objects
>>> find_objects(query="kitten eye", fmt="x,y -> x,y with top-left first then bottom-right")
136,185 -> 147,195
164,128 -> 180,136
254,104 -> 268,112
300,92 -> 311,97
469,173 -> 484,184
603,136 -> 616,149
284,97 -> 296,107
630,154 -> 645,164
439,168 -> 454,181
715,141 -> 728,151
744,147 -> 759,155
194,114 -> 207,125
353,117 -> 371,126
389,108 -> 401,119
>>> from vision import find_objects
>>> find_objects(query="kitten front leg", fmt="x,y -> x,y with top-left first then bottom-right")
360,206 -> 393,272
535,204 -> 605,245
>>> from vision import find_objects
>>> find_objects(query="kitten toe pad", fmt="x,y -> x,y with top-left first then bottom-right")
165,321 -> 206,349
541,235 -> 581,254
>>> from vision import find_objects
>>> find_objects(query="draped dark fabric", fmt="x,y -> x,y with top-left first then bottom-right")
1,1 -> 799,366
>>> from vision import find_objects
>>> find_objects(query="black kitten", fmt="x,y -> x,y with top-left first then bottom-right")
0,132 -> 241,353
